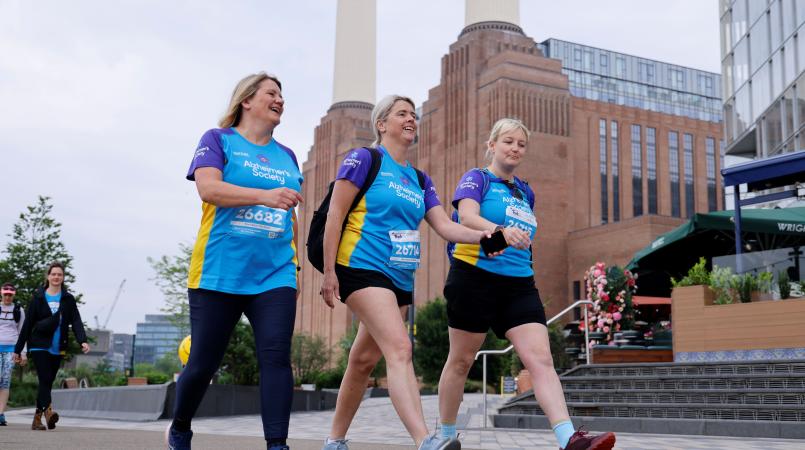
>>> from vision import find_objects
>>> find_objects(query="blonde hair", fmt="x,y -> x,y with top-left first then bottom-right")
370,95 -> 416,148
485,117 -> 530,160
218,72 -> 282,128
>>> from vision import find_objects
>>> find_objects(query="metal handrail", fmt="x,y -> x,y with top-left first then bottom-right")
475,299 -> 593,428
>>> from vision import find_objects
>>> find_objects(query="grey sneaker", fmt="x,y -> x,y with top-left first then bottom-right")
322,438 -> 349,450
418,434 -> 461,450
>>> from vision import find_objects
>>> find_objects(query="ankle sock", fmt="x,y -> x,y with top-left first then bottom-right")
171,417 -> 192,433
439,423 -> 457,440
326,437 -> 346,444
553,420 -> 575,448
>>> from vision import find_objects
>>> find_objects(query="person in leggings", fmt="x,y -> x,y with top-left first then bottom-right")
13,262 -> 90,431
168,72 -> 304,450
438,118 -> 616,450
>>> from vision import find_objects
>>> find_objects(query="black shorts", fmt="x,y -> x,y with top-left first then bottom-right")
443,259 -> 546,338
335,264 -> 413,307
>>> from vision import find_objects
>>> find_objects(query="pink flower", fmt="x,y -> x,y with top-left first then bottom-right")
603,326 -> 611,333
597,319 -> 606,329
601,293 -> 610,301
605,313 -> 612,319
596,262 -> 605,269
594,269 -> 602,278
613,312 -> 622,321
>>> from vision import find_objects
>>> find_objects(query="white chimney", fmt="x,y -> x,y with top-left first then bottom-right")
332,0 -> 376,105
465,0 -> 519,27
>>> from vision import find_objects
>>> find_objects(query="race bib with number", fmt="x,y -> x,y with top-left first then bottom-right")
505,205 -> 537,239
388,230 -> 421,269
230,206 -> 288,238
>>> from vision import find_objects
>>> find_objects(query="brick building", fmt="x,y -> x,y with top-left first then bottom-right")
295,5 -> 723,351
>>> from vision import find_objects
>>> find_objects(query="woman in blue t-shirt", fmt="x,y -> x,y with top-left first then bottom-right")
319,95 -> 492,450
13,261 -> 89,431
437,118 -> 616,450
168,72 -> 304,450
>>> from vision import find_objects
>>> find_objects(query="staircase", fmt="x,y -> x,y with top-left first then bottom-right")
492,360 -> 805,439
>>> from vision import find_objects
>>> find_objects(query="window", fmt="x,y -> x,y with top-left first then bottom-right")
684,133 -> 695,217
647,128 -> 658,214
600,54 -> 609,73
631,125 -> 643,217
611,121 -> 620,221
706,137 -> 717,211
583,50 -> 594,71
698,74 -> 715,96
599,119 -> 608,224
639,62 -> 655,83
669,131 -> 681,217
616,56 -> 626,77
574,48 -> 583,68
669,68 -> 686,88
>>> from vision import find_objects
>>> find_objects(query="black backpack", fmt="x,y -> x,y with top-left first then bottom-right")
306,147 -> 426,273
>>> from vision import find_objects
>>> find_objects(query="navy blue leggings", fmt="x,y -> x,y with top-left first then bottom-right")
174,287 -> 296,440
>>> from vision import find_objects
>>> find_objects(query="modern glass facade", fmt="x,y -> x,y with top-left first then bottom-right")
721,0 -> 805,156
540,38 -> 722,122
134,314 -> 184,365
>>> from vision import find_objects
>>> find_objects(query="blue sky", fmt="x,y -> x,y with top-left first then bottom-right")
0,0 -> 719,334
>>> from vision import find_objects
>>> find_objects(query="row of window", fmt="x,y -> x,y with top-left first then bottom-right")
566,71 -> 722,123
598,120 -> 719,224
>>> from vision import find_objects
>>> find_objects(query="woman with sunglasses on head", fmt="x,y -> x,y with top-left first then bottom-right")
437,118 -> 616,450
13,262 -> 90,431
169,72 -> 303,450
0,283 -> 25,426
320,95 -> 494,450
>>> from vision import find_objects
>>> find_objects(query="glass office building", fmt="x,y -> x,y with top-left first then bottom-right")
133,314 -> 184,365
539,38 -> 722,123
721,0 -> 805,157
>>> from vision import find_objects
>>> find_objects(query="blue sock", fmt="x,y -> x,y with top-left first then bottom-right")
440,423 -> 456,440
553,420 -> 575,448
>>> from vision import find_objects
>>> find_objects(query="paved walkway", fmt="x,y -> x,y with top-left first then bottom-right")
3,393 -> 803,449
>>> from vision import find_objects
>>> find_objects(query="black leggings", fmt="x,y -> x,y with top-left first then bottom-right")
173,287 -> 297,440
30,352 -> 62,410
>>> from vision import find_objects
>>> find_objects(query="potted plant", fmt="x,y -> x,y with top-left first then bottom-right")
584,262 -> 637,345
777,270 -> 791,299
671,257 -> 714,306
709,266 -> 736,305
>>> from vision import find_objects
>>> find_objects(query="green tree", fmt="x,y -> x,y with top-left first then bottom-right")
147,243 -> 192,336
218,320 -> 259,385
291,333 -> 329,384
0,196 -> 77,307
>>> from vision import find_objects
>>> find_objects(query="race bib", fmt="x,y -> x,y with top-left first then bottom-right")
388,230 -> 421,269
505,205 -> 537,239
230,206 -> 288,239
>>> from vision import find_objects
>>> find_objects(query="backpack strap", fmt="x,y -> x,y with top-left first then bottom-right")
413,168 -> 426,191
347,147 -> 382,215
12,302 -> 20,323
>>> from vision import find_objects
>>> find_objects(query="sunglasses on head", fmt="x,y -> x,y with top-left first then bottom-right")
501,180 -> 523,201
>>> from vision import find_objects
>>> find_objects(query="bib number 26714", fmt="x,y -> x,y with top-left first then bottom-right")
388,230 -> 421,269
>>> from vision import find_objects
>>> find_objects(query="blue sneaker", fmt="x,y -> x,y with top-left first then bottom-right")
419,434 -> 461,450
322,438 -> 349,450
268,445 -> 289,450
165,423 -> 193,450
0,413 -> 6,425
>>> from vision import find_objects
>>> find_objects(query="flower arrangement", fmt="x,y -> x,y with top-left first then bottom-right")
583,262 -> 638,345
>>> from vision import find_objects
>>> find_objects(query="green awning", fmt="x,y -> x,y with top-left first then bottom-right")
626,207 -> 805,296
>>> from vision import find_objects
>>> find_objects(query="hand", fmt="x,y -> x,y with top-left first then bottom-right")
263,187 -> 303,210
20,353 -> 27,366
81,342 -> 91,354
502,227 -> 531,250
320,270 -> 341,309
11,353 -> 21,365
478,229 -> 507,257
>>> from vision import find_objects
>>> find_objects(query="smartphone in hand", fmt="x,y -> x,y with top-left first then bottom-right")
480,229 -> 508,256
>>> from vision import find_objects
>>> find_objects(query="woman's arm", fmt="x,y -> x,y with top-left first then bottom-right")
194,167 -> 303,210
424,205 -> 489,244
320,180 -> 360,308
455,199 -> 531,250
70,300 -> 90,354
13,299 -> 35,358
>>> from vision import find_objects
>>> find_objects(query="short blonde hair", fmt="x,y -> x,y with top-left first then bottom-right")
485,117 -> 530,160
370,95 -> 416,148
218,72 -> 282,128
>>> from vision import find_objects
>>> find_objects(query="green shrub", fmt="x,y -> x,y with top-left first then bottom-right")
778,270 -> 791,299
757,272 -> 774,294
315,368 -> 344,389
463,379 -> 495,393
671,257 -> 711,287
710,266 -> 736,305
8,381 -> 37,407
732,273 -> 757,303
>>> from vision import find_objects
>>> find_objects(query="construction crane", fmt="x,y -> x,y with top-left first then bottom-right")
94,279 -> 126,330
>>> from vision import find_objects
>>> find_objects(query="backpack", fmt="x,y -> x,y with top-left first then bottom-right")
306,147 -> 426,273
446,168 -> 534,260
13,302 -> 20,323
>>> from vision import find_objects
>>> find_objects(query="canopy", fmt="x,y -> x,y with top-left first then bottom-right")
626,207 -> 805,296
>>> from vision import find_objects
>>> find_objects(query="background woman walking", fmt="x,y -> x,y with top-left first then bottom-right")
13,262 -> 90,431
0,283 -> 25,426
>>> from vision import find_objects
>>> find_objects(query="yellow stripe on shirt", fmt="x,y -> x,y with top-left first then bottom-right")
336,196 -> 368,267
453,243 -> 481,266
188,201 -> 216,288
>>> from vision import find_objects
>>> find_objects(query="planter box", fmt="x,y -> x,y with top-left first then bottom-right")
672,285 -> 805,360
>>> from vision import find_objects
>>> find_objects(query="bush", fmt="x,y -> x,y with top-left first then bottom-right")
292,333 -> 329,385
463,379 -> 495,393
710,266 -> 736,305
315,368 -> 344,389
672,257 -> 710,287
8,381 -> 37,407
732,273 -> 757,303
778,270 -> 791,299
